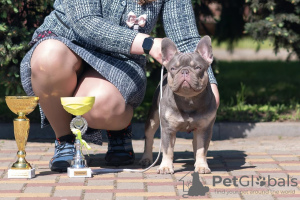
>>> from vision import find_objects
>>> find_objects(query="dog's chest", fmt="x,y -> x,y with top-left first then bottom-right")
163,107 -> 213,133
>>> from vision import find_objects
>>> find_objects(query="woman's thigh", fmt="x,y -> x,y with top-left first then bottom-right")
74,66 -> 133,130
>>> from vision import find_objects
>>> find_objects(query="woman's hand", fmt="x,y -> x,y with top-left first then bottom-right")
149,38 -> 163,65
130,33 -> 163,65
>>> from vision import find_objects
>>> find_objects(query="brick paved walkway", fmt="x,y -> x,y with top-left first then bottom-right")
0,136 -> 300,200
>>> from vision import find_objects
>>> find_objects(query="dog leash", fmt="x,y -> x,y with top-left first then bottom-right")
92,65 -> 165,174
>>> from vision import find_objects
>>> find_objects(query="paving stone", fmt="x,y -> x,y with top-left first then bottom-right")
148,185 -> 175,192
246,155 -> 274,159
24,186 -> 52,193
268,186 -> 298,191
39,156 -> 53,161
242,194 -> 274,200
267,150 -> 294,155
84,192 -> 113,200
273,157 -> 300,161
0,153 -> 17,158
259,173 -> 289,178
53,189 -> 82,197
115,197 -> 144,200
0,162 -> 12,167
252,163 -> 281,168
145,174 -> 173,179
230,171 -> 259,176
1,136 -> 300,199
26,155 -> 42,160
210,190 -> 241,198
117,172 -> 143,178
87,179 -> 114,186
117,182 -> 144,189
58,177 -> 86,183
0,183 -> 24,190
226,162 -> 252,167
281,166 -> 300,170
149,199 -> 177,200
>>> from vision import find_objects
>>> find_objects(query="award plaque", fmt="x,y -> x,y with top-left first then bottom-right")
5,96 -> 39,178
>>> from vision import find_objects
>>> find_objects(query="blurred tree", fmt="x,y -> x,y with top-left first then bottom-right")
245,0 -> 300,60
191,0 -> 247,52
1,0 -> 298,97
0,0 -> 52,95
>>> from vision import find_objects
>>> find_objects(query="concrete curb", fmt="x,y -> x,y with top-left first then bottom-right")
0,122 -> 299,141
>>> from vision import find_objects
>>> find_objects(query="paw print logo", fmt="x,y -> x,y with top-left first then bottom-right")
256,176 -> 266,186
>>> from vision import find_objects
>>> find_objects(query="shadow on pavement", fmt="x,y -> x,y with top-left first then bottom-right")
173,150 -> 255,173
86,150 -> 255,173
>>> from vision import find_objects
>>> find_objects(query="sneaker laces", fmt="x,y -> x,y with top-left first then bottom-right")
53,141 -> 74,159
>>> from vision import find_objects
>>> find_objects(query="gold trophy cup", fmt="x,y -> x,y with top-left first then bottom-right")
61,96 -> 95,178
5,96 -> 39,178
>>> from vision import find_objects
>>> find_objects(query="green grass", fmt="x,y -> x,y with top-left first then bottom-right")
134,60 -> 300,123
212,37 -> 273,50
216,61 -> 300,105
215,60 -> 300,122
0,60 -> 299,123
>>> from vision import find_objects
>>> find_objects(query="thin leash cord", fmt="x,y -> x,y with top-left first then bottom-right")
92,66 -> 164,174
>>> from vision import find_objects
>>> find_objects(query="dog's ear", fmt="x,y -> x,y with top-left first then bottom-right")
195,35 -> 213,65
162,38 -> 178,66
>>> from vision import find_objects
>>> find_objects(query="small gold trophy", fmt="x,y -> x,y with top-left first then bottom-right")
61,96 -> 95,178
5,96 -> 39,178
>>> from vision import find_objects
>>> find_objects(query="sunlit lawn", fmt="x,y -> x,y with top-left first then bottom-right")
0,60 -> 299,123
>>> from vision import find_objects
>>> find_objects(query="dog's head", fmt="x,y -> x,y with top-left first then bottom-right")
161,36 -> 213,97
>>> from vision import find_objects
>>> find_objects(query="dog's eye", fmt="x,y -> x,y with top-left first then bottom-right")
171,67 -> 176,71
195,66 -> 202,70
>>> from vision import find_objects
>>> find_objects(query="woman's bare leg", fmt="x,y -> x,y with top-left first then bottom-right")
74,67 -> 135,165
74,67 -> 133,130
30,39 -> 83,138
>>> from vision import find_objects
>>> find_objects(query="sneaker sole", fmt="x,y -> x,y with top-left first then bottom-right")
50,161 -> 71,172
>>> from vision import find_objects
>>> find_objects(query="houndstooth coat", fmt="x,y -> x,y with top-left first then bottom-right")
20,0 -> 217,128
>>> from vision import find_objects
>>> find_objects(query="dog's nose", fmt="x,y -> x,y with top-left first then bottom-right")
181,69 -> 189,75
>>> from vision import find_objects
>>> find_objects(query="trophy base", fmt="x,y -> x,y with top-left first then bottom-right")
8,168 -> 35,179
67,167 -> 92,178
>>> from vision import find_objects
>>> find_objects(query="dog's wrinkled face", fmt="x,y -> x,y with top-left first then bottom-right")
162,36 -> 213,97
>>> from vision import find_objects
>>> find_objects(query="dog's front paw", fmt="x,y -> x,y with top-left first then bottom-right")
195,163 -> 211,174
157,162 -> 174,174
139,158 -> 153,167
139,154 -> 153,167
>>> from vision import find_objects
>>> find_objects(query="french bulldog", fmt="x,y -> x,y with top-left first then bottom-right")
139,36 -> 217,174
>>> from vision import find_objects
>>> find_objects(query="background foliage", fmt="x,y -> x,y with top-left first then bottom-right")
245,0 -> 300,60
0,0 -> 299,123
0,0 -> 52,96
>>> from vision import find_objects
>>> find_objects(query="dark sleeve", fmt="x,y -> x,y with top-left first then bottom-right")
63,0 -> 137,55
162,0 -> 217,85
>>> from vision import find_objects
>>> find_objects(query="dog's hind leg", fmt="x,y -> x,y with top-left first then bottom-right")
139,106 -> 160,166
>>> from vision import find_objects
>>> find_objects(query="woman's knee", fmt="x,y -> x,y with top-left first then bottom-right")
31,39 -> 82,80
85,92 -> 133,129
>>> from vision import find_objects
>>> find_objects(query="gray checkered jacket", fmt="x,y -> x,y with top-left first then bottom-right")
33,0 -> 217,84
